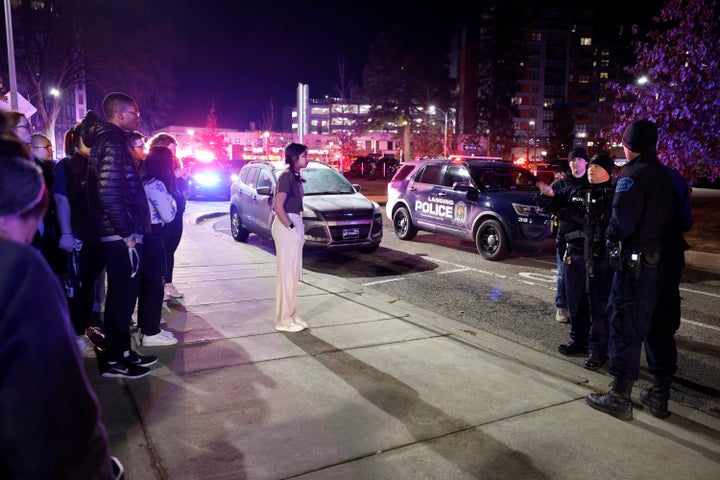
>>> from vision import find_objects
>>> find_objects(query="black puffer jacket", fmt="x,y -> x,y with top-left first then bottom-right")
83,111 -> 150,239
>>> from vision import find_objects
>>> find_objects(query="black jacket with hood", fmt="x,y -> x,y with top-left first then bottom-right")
83,111 -> 150,240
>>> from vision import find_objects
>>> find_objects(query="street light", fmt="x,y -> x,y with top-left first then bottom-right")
429,105 -> 448,157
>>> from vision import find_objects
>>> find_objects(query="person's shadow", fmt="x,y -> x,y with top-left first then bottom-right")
284,330 -> 550,478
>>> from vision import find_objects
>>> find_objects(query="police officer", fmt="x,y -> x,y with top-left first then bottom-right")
536,147 -> 590,324
586,120 -> 693,421
537,154 -> 615,370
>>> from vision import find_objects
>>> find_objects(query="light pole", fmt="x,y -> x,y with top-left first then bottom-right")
530,120 -> 536,163
528,120 -> 535,163
263,131 -> 270,160
429,105 -> 448,157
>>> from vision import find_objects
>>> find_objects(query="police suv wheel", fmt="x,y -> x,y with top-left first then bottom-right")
393,206 -> 418,240
476,219 -> 508,261
230,208 -> 250,242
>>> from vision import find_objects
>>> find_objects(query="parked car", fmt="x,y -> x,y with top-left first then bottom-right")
373,157 -> 400,178
186,161 -> 233,200
229,161 -> 383,253
386,158 -> 554,260
345,156 -> 376,178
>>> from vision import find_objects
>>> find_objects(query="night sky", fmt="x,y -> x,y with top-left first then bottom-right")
159,1 -> 662,130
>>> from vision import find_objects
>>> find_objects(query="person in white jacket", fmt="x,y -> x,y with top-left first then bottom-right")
137,146 -> 178,346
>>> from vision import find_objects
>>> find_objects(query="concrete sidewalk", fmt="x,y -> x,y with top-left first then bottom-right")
85,211 -> 720,480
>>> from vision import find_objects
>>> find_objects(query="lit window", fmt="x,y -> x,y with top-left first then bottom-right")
599,72 -> 608,79
580,37 -> 592,46
579,75 -> 590,83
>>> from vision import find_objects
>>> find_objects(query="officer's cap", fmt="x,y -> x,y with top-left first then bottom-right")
589,153 -> 614,177
568,147 -> 589,162
622,119 -> 658,154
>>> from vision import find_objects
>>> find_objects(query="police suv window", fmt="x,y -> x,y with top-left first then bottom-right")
443,165 -> 468,187
416,164 -> 443,185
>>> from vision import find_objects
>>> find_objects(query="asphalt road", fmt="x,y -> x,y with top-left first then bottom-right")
196,200 -> 720,418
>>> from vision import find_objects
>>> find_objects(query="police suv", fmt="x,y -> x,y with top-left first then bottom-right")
386,159 -> 554,260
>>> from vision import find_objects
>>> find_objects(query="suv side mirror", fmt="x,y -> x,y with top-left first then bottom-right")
256,186 -> 273,196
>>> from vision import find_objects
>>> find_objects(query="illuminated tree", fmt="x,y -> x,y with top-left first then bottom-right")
611,0 -> 720,177
198,101 -> 229,160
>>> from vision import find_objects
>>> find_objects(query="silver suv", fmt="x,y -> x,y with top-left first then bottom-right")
229,161 -> 383,253
386,159 -> 554,260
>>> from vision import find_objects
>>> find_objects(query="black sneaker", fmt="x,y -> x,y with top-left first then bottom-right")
124,350 -> 158,367
558,341 -> 587,355
101,359 -> 150,379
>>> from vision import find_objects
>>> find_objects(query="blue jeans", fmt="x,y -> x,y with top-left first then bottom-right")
555,249 -> 567,309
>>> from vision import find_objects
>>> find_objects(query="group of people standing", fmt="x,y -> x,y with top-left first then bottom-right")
1,92 -> 189,380
537,119 -> 693,421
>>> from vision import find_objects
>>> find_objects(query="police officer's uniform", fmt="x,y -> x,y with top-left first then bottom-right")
554,168 -> 614,368
586,120 -> 693,421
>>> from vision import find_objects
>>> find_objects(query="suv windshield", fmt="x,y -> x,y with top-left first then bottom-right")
468,166 -> 537,192
301,168 -> 356,195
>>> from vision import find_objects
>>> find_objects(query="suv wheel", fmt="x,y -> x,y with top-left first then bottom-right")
476,219 -> 508,261
230,208 -> 250,242
393,206 -> 418,240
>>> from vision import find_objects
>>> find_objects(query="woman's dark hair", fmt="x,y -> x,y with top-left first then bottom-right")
63,123 -> 83,156
148,132 -> 178,149
141,146 -> 174,189
127,130 -> 145,148
284,142 -> 308,176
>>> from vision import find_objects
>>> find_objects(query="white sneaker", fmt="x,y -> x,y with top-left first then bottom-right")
294,317 -> 309,328
275,322 -> 305,333
158,328 -> 175,338
164,283 -> 183,298
76,335 -> 96,357
556,308 -> 570,323
142,332 -> 178,346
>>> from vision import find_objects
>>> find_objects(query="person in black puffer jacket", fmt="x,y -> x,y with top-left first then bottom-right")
83,92 -> 156,380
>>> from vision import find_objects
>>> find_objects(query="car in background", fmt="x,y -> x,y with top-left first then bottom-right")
345,156 -> 376,178
229,161 -> 383,253
373,157 -> 400,178
186,161 -> 233,200
386,158 -> 554,260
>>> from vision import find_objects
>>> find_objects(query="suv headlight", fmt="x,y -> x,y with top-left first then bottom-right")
513,203 -> 546,216
302,209 -> 320,220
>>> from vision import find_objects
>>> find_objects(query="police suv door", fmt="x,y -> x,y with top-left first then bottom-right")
434,164 -> 473,237
409,163 -> 450,232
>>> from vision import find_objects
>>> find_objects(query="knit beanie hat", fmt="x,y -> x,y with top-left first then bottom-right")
568,146 -> 589,162
589,153 -> 614,177
622,119 -> 658,153
0,156 -> 45,216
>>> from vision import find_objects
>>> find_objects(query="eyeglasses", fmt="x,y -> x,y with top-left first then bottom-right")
32,145 -> 53,150
122,110 -> 141,118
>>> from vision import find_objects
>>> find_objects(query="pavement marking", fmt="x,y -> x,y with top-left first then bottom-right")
362,278 -> 404,286
425,256 -> 507,278
680,286 -> 720,299
682,318 -> 720,332
439,268 -> 472,274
